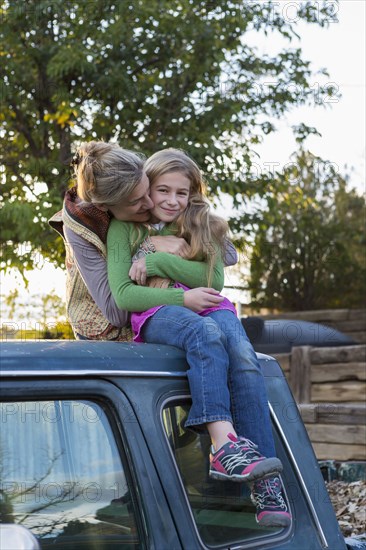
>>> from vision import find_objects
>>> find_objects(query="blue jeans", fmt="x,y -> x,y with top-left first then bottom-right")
142,307 -> 276,458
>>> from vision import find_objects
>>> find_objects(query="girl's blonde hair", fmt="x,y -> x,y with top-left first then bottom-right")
145,148 -> 229,284
73,141 -> 145,206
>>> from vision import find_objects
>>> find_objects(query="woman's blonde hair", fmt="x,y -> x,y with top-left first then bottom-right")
145,148 -> 229,284
73,141 -> 145,206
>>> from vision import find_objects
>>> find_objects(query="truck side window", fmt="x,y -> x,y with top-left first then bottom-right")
162,402 -> 286,548
0,400 -> 141,549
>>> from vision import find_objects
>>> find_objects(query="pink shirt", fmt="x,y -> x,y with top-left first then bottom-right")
131,282 -> 237,342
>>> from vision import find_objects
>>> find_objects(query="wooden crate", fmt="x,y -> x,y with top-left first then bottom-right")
273,345 -> 366,461
299,403 -> 366,460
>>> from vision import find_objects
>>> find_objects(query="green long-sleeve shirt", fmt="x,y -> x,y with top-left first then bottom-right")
107,219 -> 225,312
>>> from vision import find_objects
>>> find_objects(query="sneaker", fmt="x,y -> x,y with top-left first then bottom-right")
209,433 -> 283,483
251,477 -> 292,528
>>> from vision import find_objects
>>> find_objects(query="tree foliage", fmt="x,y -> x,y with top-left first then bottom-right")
241,150 -> 366,310
1,0 -> 337,274
1,288 -> 73,338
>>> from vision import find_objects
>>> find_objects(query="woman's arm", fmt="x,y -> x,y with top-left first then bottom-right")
224,238 -> 238,266
142,228 -> 234,289
63,226 -> 129,327
144,251 -> 225,291
148,235 -> 238,266
140,225 -> 225,290
149,235 -> 192,257
107,220 -> 186,311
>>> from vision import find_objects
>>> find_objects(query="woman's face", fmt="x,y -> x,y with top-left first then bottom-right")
106,173 -> 154,222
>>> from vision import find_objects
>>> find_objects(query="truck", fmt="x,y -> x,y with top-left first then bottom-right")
0,340 -> 364,549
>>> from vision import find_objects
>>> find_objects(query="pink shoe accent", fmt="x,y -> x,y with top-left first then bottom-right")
210,436 -> 283,482
211,449 -> 229,474
241,460 -> 264,475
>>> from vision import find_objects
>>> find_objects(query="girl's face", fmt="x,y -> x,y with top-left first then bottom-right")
149,171 -> 190,223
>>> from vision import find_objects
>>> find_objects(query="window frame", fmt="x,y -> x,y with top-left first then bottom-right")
159,393 -> 294,550
0,378 -> 148,549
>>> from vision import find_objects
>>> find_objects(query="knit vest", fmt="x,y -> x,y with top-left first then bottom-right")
49,187 -> 133,341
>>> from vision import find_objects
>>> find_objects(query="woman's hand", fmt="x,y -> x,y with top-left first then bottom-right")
129,258 -> 147,286
183,288 -> 224,312
150,235 -> 191,258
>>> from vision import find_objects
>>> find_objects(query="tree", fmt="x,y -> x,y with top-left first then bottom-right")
242,150 -> 366,310
1,0 -> 338,275
1,289 -> 74,339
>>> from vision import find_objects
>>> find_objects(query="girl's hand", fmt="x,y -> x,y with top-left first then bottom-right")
150,235 -> 191,258
183,288 -> 224,312
129,258 -> 147,286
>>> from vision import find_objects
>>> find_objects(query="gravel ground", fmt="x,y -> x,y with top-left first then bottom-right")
325,481 -> 366,537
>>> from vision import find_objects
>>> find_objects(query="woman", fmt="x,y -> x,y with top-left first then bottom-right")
50,141 -> 290,528
49,141 -> 237,340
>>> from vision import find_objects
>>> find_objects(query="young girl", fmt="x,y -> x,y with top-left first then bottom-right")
107,148 -> 291,528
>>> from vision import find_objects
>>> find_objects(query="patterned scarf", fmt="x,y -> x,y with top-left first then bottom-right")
64,186 -> 111,241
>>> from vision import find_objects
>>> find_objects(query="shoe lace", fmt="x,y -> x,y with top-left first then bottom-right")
237,436 -> 258,450
252,478 -> 287,511
222,445 -> 264,472
227,433 -> 259,450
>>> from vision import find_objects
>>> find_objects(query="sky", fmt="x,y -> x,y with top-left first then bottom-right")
2,0 -> 365,325
249,0 -> 365,193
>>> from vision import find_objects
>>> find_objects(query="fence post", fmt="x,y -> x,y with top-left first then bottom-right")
290,346 -> 311,403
